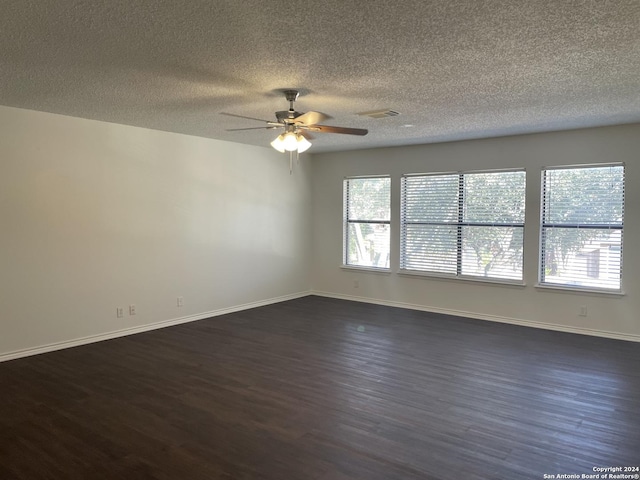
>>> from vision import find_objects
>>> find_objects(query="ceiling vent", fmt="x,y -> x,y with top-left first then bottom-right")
357,109 -> 400,119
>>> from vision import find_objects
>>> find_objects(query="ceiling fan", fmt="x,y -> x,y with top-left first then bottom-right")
220,89 -> 368,155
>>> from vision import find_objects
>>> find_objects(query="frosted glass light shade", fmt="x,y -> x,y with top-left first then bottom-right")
270,135 -> 286,152
297,135 -> 311,153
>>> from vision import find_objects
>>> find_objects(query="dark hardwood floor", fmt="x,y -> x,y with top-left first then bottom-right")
1,296 -> 639,479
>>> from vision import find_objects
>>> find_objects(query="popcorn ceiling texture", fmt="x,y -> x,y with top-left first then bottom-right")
1,0 -> 638,152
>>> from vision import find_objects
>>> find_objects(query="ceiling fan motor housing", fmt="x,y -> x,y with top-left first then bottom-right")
276,110 -> 303,123
284,90 -> 300,103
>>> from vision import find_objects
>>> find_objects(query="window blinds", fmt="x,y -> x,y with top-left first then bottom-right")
401,170 -> 526,281
344,177 -> 391,268
540,165 -> 624,290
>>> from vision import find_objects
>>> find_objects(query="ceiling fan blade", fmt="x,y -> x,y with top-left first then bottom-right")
220,112 -> 273,123
226,126 -> 279,131
307,125 -> 368,136
298,130 -> 315,141
293,111 -> 331,126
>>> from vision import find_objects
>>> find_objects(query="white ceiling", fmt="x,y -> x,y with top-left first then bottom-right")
1,1 -> 639,153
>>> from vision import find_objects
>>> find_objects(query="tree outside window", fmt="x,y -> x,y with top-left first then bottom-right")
344,177 -> 391,269
400,170 -> 526,281
540,165 -> 624,291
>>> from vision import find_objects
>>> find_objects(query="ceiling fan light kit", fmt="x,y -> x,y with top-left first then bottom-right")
271,132 -> 312,153
222,89 -> 368,169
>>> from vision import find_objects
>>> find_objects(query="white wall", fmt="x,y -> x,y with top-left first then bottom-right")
311,125 -> 640,341
0,106 -> 312,359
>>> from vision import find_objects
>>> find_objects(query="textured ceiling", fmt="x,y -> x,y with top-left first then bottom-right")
1,1 -> 639,153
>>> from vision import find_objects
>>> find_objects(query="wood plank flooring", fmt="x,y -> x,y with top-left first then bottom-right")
1,296 -> 639,479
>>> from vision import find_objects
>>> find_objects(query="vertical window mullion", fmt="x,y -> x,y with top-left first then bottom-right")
400,177 -> 406,269
344,180 -> 350,265
456,174 -> 464,276
540,171 -> 548,282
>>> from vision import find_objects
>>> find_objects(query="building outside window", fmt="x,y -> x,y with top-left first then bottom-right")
540,164 -> 625,291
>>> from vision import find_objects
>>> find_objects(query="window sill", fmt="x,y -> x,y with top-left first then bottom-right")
397,270 -> 526,288
535,283 -> 625,297
340,265 -> 392,275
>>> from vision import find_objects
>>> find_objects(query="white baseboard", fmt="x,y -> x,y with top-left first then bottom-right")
0,291 -> 312,363
5,289 -> 637,363
311,290 -> 640,343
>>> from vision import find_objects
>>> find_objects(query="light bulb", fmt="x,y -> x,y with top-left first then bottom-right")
282,132 -> 299,151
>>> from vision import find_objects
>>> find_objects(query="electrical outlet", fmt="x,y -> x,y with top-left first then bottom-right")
129,304 -> 136,316
177,296 -> 184,307
353,279 -> 359,288
116,307 -> 124,318
579,305 -> 588,317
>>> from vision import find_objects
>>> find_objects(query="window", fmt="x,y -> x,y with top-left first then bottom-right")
540,164 -> 624,291
400,170 -> 526,281
343,176 -> 391,269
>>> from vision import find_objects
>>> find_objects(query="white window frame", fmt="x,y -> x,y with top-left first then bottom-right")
539,163 -> 625,293
343,175 -> 391,270
400,169 -> 526,284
